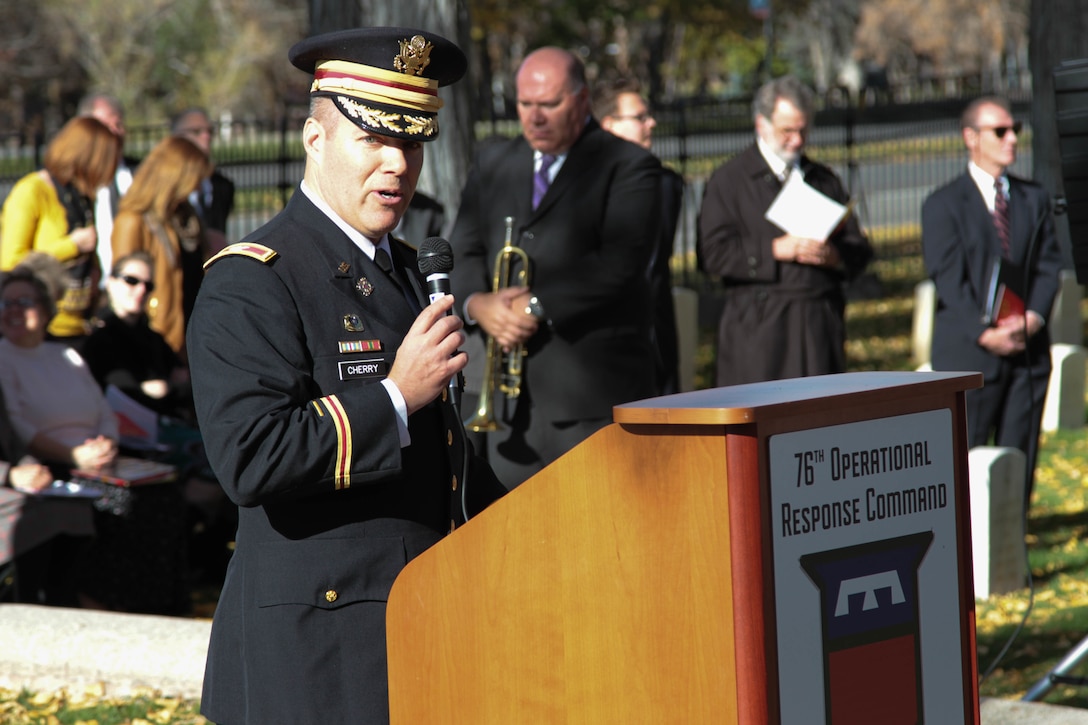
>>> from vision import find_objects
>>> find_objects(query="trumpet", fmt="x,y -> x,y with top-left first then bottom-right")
464,216 -> 531,433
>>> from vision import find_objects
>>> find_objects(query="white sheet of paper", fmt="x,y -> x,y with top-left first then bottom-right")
106,384 -> 159,441
764,171 -> 850,241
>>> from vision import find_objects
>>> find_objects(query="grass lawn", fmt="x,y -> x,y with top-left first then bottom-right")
976,425 -> 1088,708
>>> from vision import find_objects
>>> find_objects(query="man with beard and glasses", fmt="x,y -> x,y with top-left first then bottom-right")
698,75 -> 872,386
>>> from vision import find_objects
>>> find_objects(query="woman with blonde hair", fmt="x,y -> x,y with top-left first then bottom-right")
112,135 -> 213,356
0,116 -> 121,343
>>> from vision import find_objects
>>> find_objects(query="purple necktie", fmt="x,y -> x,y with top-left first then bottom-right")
994,179 -> 1011,258
532,154 -> 557,209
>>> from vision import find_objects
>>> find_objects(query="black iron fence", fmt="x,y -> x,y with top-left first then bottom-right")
0,98 -> 1033,290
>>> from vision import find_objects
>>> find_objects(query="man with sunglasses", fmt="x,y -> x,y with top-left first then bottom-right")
922,95 -> 1064,508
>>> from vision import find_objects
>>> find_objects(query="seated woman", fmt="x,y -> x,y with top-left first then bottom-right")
0,256 -> 118,472
0,255 -> 188,614
84,252 -> 230,588
0,267 -> 98,605
83,251 -> 194,424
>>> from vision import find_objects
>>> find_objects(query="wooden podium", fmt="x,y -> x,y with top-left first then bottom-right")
387,371 -> 983,724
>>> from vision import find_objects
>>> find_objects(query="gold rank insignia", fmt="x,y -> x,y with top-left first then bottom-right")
203,242 -> 278,270
338,339 -> 381,353
343,314 -> 365,332
338,261 -> 350,274
356,277 -> 374,297
394,35 -> 433,76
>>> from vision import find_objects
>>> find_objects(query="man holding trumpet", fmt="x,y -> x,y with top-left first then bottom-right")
450,46 -> 662,490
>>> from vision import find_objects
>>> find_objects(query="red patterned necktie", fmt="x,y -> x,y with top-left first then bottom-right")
993,179 -> 1011,258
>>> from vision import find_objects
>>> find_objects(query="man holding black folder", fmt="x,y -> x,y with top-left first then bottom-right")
922,95 -> 1064,506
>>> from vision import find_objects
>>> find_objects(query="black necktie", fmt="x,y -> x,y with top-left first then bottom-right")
994,180 -> 1011,258
374,247 -> 419,311
374,246 -> 395,276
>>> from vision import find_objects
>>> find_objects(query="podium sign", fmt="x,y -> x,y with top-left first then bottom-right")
387,372 -> 982,724
770,409 -> 963,723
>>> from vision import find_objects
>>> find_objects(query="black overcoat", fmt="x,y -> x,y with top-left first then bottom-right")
698,143 -> 872,385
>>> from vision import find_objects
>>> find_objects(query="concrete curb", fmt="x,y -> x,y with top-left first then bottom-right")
2,603 -> 1088,722
0,604 -> 210,699
983,697 -> 1088,724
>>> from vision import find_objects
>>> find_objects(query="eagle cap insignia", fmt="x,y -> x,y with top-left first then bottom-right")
394,35 -> 433,76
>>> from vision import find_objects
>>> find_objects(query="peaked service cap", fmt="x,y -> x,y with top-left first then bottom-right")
289,27 -> 467,142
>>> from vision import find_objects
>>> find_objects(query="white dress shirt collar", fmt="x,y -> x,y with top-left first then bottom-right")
299,179 -> 390,260
534,150 -> 566,183
968,161 -> 1008,214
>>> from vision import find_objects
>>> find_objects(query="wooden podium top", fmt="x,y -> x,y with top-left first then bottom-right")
613,370 -> 983,426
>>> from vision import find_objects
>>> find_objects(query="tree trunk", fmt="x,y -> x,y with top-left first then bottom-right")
357,0 -> 475,237
309,0 -> 360,35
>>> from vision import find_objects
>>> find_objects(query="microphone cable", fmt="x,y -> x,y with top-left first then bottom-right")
416,236 -> 473,524
979,194 -> 1055,685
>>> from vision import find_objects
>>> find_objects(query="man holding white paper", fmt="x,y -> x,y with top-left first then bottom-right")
698,75 -> 872,385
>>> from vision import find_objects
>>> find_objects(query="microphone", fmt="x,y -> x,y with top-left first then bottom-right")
416,236 -> 454,306
418,236 -> 473,522
416,237 -> 463,411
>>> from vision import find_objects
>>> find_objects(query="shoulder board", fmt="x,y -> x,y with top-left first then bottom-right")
391,234 -> 418,253
204,242 -> 279,270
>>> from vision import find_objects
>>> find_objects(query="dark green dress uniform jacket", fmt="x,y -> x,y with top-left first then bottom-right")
189,191 -> 468,725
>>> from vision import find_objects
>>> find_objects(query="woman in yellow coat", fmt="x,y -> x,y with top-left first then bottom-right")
111,136 -> 213,357
0,117 -> 120,342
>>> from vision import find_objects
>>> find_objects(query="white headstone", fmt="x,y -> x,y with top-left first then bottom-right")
1043,344 -> 1087,432
1048,270 -> 1083,347
968,446 -> 1027,599
913,279 -> 936,367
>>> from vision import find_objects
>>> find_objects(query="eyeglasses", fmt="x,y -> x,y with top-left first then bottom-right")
977,122 -> 1023,139
0,296 -> 39,311
611,112 -> 652,123
181,126 -> 214,137
117,274 -> 155,293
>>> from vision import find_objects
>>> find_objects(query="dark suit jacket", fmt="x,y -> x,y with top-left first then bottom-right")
196,168 -> 235,234
189,190 -> 471,725
653,166 -> 683,394
450,120 -> 662,422
698,144 -> 872,384
922,171 -> 1063,380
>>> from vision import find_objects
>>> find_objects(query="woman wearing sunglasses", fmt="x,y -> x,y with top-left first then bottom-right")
112,135 -> 213,359
82,251 -> 194,424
